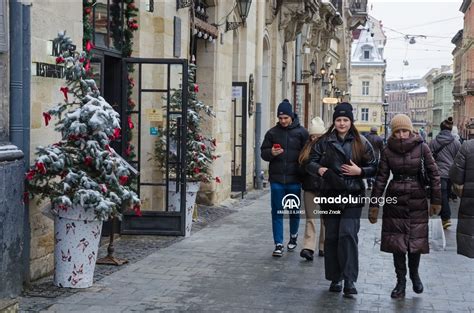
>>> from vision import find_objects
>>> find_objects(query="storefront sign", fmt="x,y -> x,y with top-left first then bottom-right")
232,86 -> 242,99
145,108 -> 163,122
150,127 -> 159,136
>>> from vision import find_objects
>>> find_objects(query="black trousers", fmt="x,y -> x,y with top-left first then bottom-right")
323,206 -> 362,282
393,252 -> 421,281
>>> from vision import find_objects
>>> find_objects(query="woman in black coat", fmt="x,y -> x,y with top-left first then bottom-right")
449,139 -> 474,259
307,102 -> 377,296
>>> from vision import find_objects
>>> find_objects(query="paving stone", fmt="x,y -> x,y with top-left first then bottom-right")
19,189 -> 473,312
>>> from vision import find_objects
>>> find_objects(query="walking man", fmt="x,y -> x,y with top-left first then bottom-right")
429,117 -> 461,229
261,99 -> 308,257
365,126 -> 384,189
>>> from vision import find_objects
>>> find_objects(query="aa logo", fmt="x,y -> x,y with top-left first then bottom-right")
282,194 -> 300,210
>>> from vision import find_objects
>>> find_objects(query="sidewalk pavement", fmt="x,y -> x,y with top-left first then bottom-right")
20,190 -> 474,312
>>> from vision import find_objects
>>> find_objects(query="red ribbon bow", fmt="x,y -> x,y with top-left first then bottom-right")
43,112 -> 52,126
60,87 -> 69,102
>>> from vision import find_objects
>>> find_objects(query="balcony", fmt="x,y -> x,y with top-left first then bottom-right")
465,79 -> 474,95
453,85 -> 462,96
331,0 -> 343,14
350,0 -> 368,15
349,0 -> 368,29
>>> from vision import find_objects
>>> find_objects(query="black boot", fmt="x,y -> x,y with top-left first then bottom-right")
391,279 -> 406,299
392,253 -> 407,298
343,281 -> 358,295
300,249 -> 314,261
329,281 -> 342,292
409,253 -> 423,294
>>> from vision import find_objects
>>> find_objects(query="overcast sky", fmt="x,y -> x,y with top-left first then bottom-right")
368,0 -> 464,81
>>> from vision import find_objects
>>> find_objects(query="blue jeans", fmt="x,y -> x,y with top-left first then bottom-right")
440,178 -> 452,221
270,182 -> 301,245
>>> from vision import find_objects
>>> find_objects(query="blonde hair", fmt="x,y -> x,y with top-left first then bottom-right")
298,136 -> 320,165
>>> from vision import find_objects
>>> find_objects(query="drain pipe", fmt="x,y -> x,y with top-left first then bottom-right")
22,2 -> 31,287
295,33 -> 302,118
254,103 -> 262,189
254,0 -> 264,190
10,0 -> 24,150
22,3 -> 31,171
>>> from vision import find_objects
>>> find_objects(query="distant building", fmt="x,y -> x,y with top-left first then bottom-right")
408,86 -> 428,131
385,79 -> 421,92
350,16 -> 387,134
386,90 -> 409,121
432,69 -> 454,137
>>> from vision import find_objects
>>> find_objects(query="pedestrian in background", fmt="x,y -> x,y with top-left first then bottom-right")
449,139 -> 474,259
369,114 -> 441,299
308,102 -> 377,296
428,117 -> 461,229
365,126 -> 384,189
452,125 -> 463,144
298,117 -> 326,261
261,99 -> 309,257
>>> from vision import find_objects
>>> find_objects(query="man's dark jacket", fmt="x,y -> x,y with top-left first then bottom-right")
261,116 -> 309,184
366,132 -> 384,160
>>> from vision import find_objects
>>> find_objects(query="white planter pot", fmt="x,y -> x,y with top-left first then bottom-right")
168,181 -> 200,237
53,205 -> 102,288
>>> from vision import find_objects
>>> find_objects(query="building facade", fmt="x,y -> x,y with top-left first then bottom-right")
0,0 -> 28,299
407,87 -> 428,132
350,16 -> 386,134
432,69 -> 454,137
386,90 -> 409,121
452,29 -> 464,137
453,0 -> 474,139
1,0 -> 368,285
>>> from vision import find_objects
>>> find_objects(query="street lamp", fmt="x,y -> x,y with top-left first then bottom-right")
301,60 -> 317,79
225,0 -> 253,32
382,98 -> 389,143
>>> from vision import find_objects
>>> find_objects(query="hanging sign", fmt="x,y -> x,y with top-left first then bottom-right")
232,86 -> 242,99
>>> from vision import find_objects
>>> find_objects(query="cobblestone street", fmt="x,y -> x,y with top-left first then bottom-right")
20,190 -> 474,312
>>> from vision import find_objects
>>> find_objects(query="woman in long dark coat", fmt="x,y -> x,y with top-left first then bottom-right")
369,114 -> 441,299
307,102 -> 377,296
449,139 -> 474,259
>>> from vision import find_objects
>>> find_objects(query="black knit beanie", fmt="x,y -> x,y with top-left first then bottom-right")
333,102 -> 354,123
277,99 -> 294,119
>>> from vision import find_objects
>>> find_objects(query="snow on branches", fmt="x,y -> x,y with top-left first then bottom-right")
26,31 -> 141,220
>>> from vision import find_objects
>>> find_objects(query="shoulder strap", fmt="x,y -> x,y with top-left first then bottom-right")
433,138 -> 454,158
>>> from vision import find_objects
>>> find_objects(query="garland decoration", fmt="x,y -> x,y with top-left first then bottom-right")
83,0 -> 139,187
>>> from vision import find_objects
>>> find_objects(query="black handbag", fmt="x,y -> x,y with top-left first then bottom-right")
419,144 -> 431,197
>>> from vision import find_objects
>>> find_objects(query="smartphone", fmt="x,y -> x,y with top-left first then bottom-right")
273,143 -> 281,149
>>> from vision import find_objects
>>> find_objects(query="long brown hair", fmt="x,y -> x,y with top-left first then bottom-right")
319,122 -> 368,164
298,136 -> 320,165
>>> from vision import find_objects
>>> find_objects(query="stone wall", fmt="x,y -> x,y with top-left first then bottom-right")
0,147 -> 24,297
28,1 -> 82,281
0,0 -> 8,143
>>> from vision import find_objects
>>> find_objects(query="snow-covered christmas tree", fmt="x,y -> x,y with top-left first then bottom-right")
26,32 -> 141,220
155,64 -> 221,184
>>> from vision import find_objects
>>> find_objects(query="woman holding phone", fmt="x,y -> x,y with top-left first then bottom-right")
261,99 -> 309,257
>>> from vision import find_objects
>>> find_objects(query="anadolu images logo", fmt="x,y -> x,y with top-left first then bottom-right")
282,194 -> 301,210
